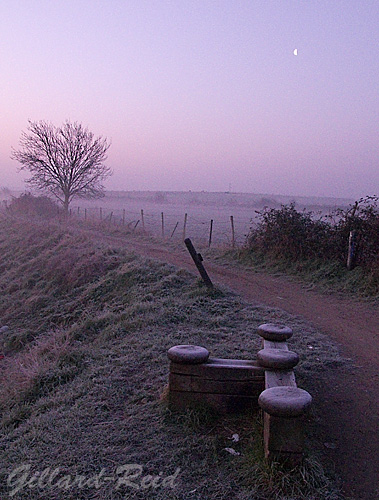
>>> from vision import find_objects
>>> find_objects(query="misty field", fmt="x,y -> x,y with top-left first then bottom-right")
0,215 -> 348,499
60,190 -> 353,247
5,189 -> 376,299
1,189 -> 354,248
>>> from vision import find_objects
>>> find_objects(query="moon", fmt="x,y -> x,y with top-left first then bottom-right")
293,49 -> 298,56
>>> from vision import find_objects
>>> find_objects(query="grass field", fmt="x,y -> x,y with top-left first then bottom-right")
2,189 -> 353,248
0,216 -> 348,499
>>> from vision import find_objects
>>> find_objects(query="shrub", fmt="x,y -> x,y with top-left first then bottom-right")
247,203 -> 333,261
331,195 -> 379,270
246,197 -> 378,274
7,193 -> 60,218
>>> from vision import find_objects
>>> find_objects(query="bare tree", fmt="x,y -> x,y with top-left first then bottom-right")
12,120 -> 112,212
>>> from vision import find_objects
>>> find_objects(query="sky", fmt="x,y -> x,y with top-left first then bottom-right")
1,0 -> 378,198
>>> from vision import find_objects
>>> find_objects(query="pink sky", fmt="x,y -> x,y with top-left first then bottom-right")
1,0 -> 378,198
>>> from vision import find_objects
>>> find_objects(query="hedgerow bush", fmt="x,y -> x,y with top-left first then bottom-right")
330,196 -> 379,271
246,203 -> 332,261
7,192 -> 60,218
246,196 -> 378,274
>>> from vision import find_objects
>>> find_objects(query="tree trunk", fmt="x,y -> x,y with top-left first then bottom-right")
63,194 -> 70,214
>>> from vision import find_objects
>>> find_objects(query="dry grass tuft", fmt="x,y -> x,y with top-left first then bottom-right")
0,329 -> 82,426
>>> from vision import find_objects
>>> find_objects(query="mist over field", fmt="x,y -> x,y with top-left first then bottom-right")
1,188 -> 354,246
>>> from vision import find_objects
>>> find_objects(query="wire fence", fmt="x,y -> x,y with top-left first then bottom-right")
69,205 -> 255,248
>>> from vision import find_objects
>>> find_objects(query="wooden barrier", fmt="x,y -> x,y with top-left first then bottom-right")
166,323 -> 312,465
168,345 -> 265,413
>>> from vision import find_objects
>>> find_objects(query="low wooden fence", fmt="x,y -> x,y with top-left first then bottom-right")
68,205 -> 251,248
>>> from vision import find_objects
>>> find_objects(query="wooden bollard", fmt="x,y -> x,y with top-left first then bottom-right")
257,349 -> 299,370
257,323 -> 293,342
256,323 -> 312,465
258,387 -> 312,465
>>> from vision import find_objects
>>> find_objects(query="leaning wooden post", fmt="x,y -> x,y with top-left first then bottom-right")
122,209 -> 125,226
208,219 -> 213,248
230,215 -> 235,249
171,221 -> 179,238
161,212 -> 165,238
100,207 -> 103,221
183,213 -> 188,241
84,208 -> 87,221
184,238 -> 213,289
347,230 -> 357,270
141,209 -> 145,231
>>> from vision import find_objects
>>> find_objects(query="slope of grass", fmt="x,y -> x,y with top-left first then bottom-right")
0,217 -> 347,499
227,249 -> 379,300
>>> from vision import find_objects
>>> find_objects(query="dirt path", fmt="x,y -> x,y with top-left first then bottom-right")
92,232 -> 378,499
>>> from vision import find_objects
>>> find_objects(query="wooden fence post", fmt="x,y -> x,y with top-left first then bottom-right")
100,207 -> 102,221
84,208 -> 87,221
141,209 -> 145,231
208,219 -> 213,248
122,209 -> 125,226
161,212 -> 164,238
171,221 -> 179,238
230,215 -> 235,249
183,213 -> 187,241
184,238 -> 214,289
347,230 -> 357,270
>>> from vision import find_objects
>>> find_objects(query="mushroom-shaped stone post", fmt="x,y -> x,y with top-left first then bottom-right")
257,323 -> 293,343
257,348 -> 299,371
258,386 -> 312,465
167,345 -> 210,365
167,345 -> 210,410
